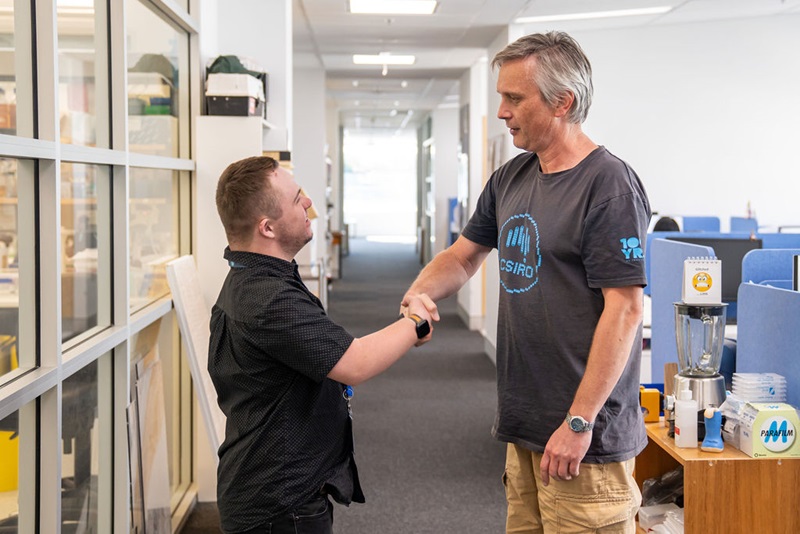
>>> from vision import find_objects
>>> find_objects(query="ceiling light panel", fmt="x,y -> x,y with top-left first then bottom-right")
515,6 -> 672,23
353,53 -> 416,65
349,0 -> 437,15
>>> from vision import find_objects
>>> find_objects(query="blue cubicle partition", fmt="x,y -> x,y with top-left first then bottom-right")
683,216 -> 720,232
731,216 -> 758,233
741,248 -> 800,289
644,232 -> 800,296
649,239 -> 713,385
736,283 -> 800,409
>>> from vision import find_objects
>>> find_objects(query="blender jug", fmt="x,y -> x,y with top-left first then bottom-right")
673,303 -> 728,412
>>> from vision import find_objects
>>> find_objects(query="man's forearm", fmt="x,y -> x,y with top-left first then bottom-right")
569,287 -> 643,421
404,237 -> 491,304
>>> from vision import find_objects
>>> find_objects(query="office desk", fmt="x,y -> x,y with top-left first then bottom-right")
635,420 -> 800,533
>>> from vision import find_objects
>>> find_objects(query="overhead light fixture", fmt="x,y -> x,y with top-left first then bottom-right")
514,6 -> 672,24
353,53 -> 416,66
349,0 -> 437,15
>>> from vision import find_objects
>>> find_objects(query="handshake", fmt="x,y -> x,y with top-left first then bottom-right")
399,293 -> 439,346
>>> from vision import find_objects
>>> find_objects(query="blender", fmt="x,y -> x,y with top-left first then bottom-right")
672,303 -> 728,437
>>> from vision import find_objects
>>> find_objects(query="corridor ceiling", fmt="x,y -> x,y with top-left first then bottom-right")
293,0 -> 800,132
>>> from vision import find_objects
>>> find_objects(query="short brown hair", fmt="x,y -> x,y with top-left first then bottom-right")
215,156 -> 281,245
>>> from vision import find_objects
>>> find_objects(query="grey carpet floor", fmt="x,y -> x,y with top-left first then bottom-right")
181,238 -> 507,533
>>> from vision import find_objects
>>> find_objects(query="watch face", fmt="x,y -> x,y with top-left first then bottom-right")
416,319 -> 431,339
568,414 -> 591,432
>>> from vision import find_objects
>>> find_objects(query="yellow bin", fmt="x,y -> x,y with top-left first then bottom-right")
0,430 -> 19,491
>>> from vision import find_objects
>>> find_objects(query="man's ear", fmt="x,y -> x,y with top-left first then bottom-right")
258,217 -> 276,239
554,91 -> 575,118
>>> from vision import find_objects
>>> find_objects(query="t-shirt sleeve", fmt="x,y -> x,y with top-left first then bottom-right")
243,285 -> 354,382
461,175 -> 498,249
582,190 -> 650,289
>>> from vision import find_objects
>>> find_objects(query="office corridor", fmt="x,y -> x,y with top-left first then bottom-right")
182,238 -> 507,533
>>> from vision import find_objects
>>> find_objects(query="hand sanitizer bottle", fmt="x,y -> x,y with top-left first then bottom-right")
674,386 -> 698,448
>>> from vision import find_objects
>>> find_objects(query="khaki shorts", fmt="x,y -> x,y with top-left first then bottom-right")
503,443 -> 641,534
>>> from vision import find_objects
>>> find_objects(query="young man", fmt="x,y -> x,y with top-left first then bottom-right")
403,32 -> 651,533
209,156 -> 438,534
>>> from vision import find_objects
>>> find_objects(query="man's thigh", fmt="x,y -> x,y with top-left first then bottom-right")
503,443 -> 544,534
532,453 -> 641,534
264,496 -> 334,534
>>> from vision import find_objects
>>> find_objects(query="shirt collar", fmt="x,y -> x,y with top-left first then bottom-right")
223,247 -> 299,277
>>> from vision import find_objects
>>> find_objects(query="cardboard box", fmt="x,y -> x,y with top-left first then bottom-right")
738,402 -> 800,458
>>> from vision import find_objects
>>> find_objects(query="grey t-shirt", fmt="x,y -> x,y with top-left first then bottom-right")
462,146 -> 650,463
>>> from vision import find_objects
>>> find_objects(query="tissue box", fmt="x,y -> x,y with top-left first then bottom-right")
738,402 -> 800,458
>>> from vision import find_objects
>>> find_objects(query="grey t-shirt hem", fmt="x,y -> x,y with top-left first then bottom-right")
493,430 -> 649,464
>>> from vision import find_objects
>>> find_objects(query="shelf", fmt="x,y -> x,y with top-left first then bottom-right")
635,419 -> 800,533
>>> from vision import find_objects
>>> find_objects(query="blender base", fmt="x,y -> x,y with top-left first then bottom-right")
673,373 -> 727,410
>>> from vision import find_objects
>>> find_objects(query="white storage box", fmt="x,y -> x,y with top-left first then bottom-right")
206,73 -> 264,101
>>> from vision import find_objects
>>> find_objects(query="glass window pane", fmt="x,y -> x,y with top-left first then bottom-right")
61,163 -> 109,342
130,168 -> 179,310
126,0 -> 189,158
0,0 -> 16,136
0,158 -> 19,380
57,0 -> 107,148
131,313 -> 189,508
0,409 -> 19,532
61,360 -> 100,533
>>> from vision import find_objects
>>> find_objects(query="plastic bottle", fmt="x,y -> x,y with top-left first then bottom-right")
674,386 -> 698,448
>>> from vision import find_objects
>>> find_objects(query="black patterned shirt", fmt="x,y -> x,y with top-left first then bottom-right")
208,247 -> 363,532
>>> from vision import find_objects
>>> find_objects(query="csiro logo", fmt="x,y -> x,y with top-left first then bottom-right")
497,214 -> 541,294
760,416 -> 796,453
620,236 -> 644,261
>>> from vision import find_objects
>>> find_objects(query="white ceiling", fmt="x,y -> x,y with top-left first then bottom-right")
293,0 -> 800,132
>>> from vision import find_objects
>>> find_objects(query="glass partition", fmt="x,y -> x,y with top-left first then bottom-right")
0,158 -> 18,380
0,409 -> 20,533
61,163 -> 109,343
126,0 -> 189,158
130,167 -> 179,310
0,0 -> 20,137
61,359 -> 99,532
57,0 -> 108,148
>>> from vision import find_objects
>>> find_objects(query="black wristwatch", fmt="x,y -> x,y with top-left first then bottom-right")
401,313 -> 430,339
565,412 -> 594,433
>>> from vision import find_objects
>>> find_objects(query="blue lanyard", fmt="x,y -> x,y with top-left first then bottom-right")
343,385 -> 353,418
229,260 -> 247,269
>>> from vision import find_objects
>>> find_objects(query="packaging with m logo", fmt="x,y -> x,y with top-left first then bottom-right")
739,402 -> 800,458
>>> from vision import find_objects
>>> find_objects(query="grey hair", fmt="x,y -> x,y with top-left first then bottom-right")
492,31 -> 593,124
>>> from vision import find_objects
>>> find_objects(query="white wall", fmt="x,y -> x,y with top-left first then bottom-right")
455,58 -> 489,330
577,14 -> 800,230
216,0 -> 292,150
293,67 -> 328,266
431,105 -> 459,256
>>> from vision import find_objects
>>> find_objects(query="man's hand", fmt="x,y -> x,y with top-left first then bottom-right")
402,293 -> 439,346
539,422 -> 592,486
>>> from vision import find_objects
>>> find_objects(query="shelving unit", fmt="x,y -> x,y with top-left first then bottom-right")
635,420 -> 800,533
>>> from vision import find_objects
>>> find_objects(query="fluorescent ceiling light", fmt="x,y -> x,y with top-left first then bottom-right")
350,0 -> 437,15
353,53 -> 416,65
515,6 -> 672,24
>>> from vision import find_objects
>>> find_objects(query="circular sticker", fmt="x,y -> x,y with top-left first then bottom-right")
760,416 -> 796,453
692,272 -> 712,292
